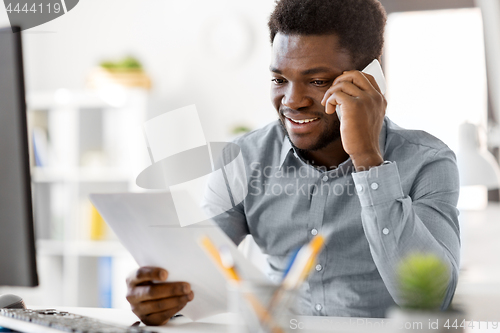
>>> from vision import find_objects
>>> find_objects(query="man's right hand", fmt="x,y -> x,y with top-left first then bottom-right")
126,267 -> 194,326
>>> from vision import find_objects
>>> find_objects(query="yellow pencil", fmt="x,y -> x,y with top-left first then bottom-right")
200,236 -> 240,281
200,235 -> 285,333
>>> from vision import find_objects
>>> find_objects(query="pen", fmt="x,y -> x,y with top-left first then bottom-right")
282,234 -> 326,290
267,229 -> 333,313
199,236 -> 285,333
282,246 -> 301,281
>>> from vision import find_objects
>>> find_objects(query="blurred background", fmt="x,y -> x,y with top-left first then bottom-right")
0,0 -> 499,319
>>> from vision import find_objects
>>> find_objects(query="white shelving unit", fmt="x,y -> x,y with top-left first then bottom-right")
26,89 -> 149,308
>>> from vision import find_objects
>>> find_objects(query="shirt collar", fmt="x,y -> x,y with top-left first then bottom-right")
278,117 -> 388,170
279,136 -> 294,169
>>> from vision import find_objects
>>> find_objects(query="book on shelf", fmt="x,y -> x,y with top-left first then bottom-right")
32,127 -> 49,167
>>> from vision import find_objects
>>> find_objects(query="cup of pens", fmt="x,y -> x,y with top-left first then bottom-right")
200,229 -> 333,333
228,280 -> 297,333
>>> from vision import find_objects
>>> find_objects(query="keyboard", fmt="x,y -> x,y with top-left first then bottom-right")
0,308 -> 158,333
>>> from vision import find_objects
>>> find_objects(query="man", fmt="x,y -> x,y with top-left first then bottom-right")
126,0 -> 460,325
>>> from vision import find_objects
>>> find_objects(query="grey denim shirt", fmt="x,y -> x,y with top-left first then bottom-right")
202,117 -> 460,318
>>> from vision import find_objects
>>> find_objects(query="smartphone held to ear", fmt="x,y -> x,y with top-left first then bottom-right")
335,59 -> 386,120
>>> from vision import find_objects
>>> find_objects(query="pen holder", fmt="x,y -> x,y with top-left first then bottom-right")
228,281 -> 297,333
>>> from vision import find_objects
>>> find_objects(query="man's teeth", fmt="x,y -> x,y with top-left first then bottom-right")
289,117 -> 318,124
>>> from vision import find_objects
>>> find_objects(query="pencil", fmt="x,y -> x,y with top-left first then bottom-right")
267,230 -> 332,314
200,235 -> 285,333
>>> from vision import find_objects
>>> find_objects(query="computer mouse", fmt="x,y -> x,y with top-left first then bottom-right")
0,294 -> 26,309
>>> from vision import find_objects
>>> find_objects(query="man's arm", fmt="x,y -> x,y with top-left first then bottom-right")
323,68 -> 459,308
202,197 -> 249,246
351,148 -> 460,309
201,142 -> 250,246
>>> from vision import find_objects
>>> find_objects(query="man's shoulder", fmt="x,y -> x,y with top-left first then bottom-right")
384,117 -> 451,156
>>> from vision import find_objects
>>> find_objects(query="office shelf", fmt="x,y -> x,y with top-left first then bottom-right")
37,240 -> 128,257
27,89 -> 148,308
32,167 -> 132,183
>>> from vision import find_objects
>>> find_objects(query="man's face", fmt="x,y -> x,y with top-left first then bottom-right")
270,33 -> 355,151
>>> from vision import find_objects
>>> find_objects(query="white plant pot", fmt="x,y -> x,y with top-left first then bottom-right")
387,307 -> 466,333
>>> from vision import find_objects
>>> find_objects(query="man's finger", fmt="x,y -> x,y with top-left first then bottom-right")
127,282 -> 192,303
322,81 -> 361,106
135,292 -> 193,315
141,303 -> 186,326
359,72 -> 382,95
325,91 -> 353,115
332,70 -> 374,93
127,267 -> 168,287
140,309 -> 176,326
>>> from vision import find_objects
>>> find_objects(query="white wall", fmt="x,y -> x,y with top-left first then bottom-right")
0,0 -> 278,141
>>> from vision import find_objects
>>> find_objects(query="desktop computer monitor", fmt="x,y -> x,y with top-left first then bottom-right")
0,26 -> 39,287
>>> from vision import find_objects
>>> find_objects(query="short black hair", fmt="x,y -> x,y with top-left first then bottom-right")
268,0 -> 387,69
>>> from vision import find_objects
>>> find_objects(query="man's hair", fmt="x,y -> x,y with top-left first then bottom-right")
268,0 -> 387,69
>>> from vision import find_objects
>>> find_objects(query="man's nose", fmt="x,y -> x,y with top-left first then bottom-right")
282,84 -> 312,110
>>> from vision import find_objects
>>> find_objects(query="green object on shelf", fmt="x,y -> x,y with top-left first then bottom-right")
99,56 -> 143,71
397,253 -> 450,310
231,125 -> 252,135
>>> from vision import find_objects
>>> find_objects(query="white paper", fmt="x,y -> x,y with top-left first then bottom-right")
89,192 -> 269,321
143,105 -> 207,162
170,169 -> 233,227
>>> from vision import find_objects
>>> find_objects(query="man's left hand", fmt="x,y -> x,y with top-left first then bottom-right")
321,70 -> 386,171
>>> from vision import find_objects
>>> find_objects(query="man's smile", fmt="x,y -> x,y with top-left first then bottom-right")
284,115 -> 319,124
282,113 -> 322,135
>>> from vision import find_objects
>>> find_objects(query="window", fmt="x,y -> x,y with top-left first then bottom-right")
384,8 -> 487,152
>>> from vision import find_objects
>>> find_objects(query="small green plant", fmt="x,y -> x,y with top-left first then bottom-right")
397,253 -> 450,310
231,125 -> 252,135
99,56 -> 142,71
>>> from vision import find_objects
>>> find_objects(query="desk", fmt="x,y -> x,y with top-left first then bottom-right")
454,203 -> 500,322
1,307 -> 499,333
2,203 -> 500,332
0,307 -> 231,333
57,308 -> 238,332
0,307 -> 392,333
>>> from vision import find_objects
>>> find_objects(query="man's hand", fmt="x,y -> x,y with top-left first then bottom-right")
321,70 -> 386,171
126,267 -> 194,326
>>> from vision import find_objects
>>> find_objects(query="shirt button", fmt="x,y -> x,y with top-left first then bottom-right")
311,228 -> 318,236
322,175 -> 328,182
371,182 -> 379,190
356,184 -> 363,193
315,264 -> 323,271
315,304 -> 322,311
382,228 -> 390,235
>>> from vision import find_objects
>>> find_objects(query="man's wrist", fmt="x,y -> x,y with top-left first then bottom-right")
351,153 -> 384,172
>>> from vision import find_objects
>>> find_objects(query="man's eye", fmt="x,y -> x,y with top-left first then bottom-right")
312,80 -> 328,86
272,78 -> 286,85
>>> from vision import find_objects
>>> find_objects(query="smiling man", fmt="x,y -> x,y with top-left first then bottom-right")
126,0 -> 460,325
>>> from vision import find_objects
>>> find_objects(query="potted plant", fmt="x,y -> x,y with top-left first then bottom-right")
87,56 -> 151,90
387,253 -> 465,332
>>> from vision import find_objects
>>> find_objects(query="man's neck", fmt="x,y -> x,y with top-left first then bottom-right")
298,139 -> 350,170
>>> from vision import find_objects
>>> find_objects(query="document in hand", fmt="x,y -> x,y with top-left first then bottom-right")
89,192 -> 269,321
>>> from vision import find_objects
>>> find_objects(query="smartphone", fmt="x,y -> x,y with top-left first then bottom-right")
335,59 -> 386,120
